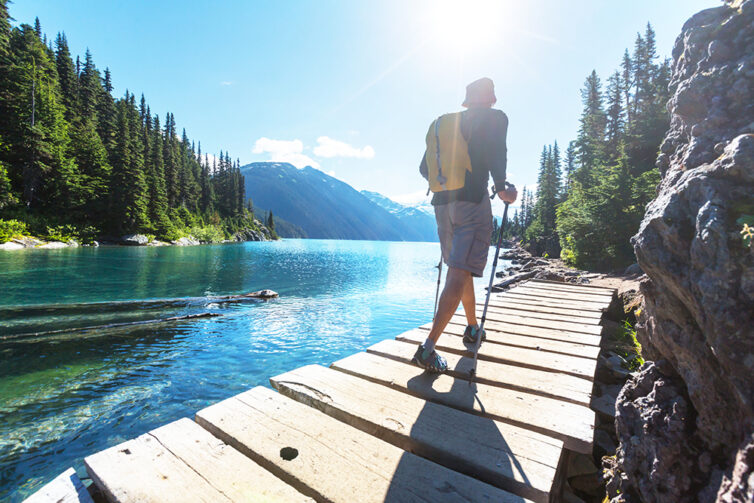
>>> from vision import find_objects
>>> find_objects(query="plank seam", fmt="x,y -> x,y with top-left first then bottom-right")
146,432 -> 234,502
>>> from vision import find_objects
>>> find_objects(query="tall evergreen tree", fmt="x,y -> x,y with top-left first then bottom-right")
563,141 -> 577,196
54,32 -> 79,121
605,71 -> 625,160
574,70 -> 606,187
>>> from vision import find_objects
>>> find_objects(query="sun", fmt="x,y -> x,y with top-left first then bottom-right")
426,0 -> 511,54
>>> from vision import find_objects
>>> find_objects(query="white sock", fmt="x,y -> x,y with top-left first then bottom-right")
422,338 -> 436,357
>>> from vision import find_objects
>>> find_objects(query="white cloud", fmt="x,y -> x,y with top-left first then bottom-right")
313,136 -> 375,159
252,137 -> 319,169
220,81 -> 233,86
327,170 -> 336,177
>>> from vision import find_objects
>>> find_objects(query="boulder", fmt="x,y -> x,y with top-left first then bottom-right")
39,241 -> 68,249
147,240 -> 169,247
171,236 -> 200,246
233,228 -> 267,242
66,239 -> 79,247
623,263 -> 642,276
120,234 -> 149,246
12,236 -> 43,247
610,1 -> 754,501
0,241 -> 24,250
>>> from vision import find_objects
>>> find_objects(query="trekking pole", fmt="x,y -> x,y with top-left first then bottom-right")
469,182 -> 515,383
432,256 -> 443,320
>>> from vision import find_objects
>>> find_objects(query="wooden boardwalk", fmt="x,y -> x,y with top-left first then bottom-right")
35,279 -> 617,503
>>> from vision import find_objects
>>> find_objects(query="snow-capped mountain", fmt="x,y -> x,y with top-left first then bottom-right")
360,190 -> 438,242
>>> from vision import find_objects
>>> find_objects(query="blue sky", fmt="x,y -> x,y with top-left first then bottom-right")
12,0 -> 714,215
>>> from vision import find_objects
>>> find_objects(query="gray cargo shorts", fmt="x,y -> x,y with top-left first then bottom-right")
435,196 -> 494,277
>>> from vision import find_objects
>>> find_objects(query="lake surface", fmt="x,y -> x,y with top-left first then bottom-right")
0,239 -> 506,501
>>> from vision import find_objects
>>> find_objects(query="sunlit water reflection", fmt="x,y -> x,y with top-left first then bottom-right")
0,239 -> 507,501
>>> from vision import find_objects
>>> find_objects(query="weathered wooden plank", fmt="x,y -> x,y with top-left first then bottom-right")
149,418 -> 313,502
196,386 -> 526,503
507,286 -> 613,305
406,328 -> 598,380
491,292 -> 607,312
523,281 -> 615,297
417,321 -> 602,359
436,316 -> 603,347
271,364 -> 562,502
449,310 -> 604,336
485,299 -> 604,320
481,303 -> 604,325
371,338 -> 593,405
23,467 -> 93,503
331,352 -> 595,453
85,428 -> 234,502
529,279 -> 615,293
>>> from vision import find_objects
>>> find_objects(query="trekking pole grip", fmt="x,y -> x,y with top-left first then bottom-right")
490,182 -> 516,199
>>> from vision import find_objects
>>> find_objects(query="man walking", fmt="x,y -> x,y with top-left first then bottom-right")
415,77 -> 517,372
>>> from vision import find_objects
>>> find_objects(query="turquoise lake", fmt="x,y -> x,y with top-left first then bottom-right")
0,239 -> 506,501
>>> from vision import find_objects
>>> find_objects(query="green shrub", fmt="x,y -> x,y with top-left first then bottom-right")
44,224 -> 79,243
189,225 -> 224,243
0,219 -> 28,243
618,319 -> 644,370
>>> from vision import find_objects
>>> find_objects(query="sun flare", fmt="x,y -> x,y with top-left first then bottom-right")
426,0 -> 512,53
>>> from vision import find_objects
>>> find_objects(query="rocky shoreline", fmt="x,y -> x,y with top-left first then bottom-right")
493,244 -> 637,287
0,227 -> 275,251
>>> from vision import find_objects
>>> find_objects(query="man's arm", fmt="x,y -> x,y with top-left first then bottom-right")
489,111 -> 508,191
419,153 -> 428,181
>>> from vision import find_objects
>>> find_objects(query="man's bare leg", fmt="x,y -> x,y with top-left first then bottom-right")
460,275 -> 478,327
426,266 -> 471,344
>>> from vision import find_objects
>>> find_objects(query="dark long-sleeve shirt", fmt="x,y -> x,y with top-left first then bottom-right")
420,108 -> 508,205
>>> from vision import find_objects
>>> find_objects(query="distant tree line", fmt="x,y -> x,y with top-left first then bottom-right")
0,2 -> 260,243
516,23 -> 670,270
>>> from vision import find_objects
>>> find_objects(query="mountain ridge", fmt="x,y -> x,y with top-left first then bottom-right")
241,162 -> 432,241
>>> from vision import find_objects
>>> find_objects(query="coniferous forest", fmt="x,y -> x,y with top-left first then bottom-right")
0,2 -> 267,244
502,23 -> 670,271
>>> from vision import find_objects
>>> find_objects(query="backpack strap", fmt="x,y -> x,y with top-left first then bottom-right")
434,116 -> 447,189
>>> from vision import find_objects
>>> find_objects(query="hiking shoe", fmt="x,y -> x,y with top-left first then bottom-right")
463,325 -> 486,345
412,344 -> 448,373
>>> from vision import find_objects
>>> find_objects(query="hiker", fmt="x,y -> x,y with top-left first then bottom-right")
415,77 -> 517,372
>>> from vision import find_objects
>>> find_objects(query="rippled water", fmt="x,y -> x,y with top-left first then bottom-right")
0,239 -> 506,501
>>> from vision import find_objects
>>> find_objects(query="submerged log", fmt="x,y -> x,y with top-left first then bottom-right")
0,290 -> 279,320
1,312 -> 222,342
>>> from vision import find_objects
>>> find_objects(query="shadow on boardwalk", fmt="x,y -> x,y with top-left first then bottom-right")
383,352 -> 531,502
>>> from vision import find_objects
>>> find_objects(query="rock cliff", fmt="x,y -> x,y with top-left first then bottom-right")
608,1 -> 754,501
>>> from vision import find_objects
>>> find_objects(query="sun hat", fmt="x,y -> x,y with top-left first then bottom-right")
462,77 -> 496,107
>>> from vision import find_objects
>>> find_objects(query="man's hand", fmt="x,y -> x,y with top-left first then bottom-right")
497,185 -> 517,204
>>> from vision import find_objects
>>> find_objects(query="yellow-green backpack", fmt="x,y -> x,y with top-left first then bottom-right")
425,112 -> 472,193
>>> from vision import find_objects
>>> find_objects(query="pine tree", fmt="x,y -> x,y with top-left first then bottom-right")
605,71 -> 625,160
110,91 -> 149,232
146,114 -> 171,234
574,70 -> 606,186
267,210 -> 275,231
163,113 -> 178,207
0,0 -> 10,58
563,141 -> 577,196
54,32 -> 79,121
96,67 -> 117,156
